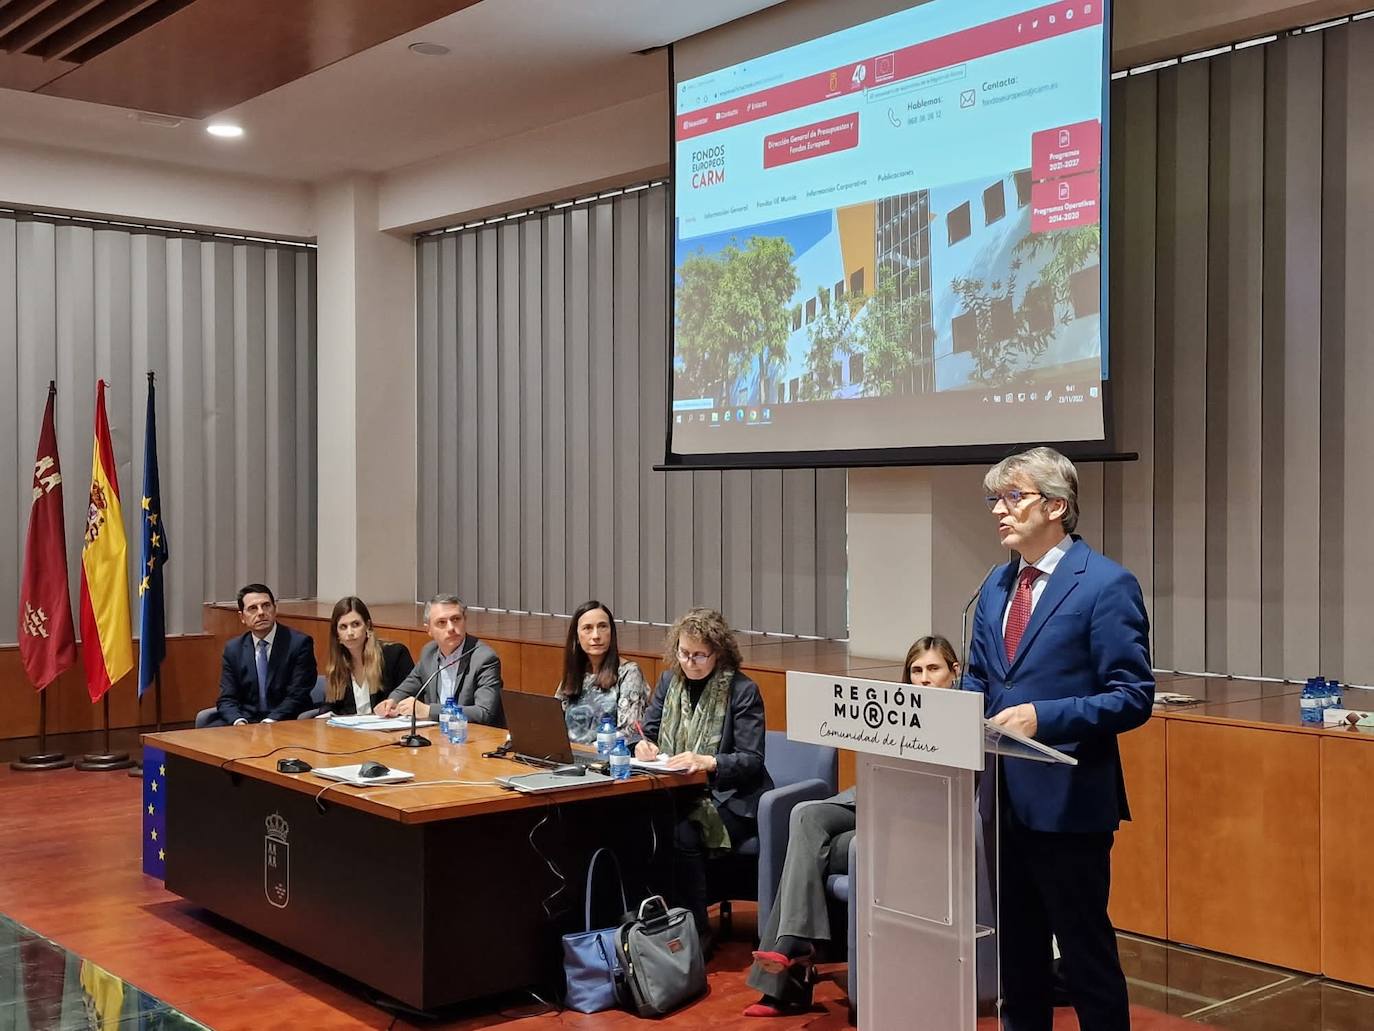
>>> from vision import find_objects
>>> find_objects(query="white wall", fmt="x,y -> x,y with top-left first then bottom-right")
314,175 -> 417,603
376,92 -> 669,234
0,139 -> 314,239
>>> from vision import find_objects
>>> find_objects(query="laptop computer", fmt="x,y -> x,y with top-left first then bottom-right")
502,691 -> 599,768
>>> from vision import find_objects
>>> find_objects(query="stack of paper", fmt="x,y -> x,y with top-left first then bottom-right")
326,715 -> 437,732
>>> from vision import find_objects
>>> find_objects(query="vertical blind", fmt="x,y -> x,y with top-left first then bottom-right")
416,186 -> 849,638
0,215 -> 317,646
1095,20 -> 1374,682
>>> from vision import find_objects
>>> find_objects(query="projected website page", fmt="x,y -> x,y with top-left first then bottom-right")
672,0 -> 1107,456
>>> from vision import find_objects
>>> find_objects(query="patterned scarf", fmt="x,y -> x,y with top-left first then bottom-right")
659,664 -> 735,851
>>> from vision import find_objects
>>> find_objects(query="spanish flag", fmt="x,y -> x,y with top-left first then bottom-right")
78,381 -> 133,702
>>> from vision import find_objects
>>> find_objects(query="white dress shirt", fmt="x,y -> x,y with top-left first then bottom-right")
1002,535 -> 1073,633
251,624 -> 279,682
437,641 -> 463,704
240,625 -> 279,725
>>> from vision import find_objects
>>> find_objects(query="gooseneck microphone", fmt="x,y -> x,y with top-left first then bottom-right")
396,645 -> 465,749
959,563 -> 1002,691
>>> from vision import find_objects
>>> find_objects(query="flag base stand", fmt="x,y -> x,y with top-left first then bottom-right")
11,752 -> 74,772
76,752 -> 135,771
76,695 -> 135,772
11,693 -> 73,771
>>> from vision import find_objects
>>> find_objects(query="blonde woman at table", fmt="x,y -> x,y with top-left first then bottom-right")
316,597 -> 415,717
555,599 -> 650,744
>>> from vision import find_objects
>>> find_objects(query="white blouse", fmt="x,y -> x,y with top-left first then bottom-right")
351,677 -> 372,715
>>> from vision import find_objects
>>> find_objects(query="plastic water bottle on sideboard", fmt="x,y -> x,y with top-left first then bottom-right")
610,736 -> 631,781
449,704 -> 468,745
1300,679 -> 1321,724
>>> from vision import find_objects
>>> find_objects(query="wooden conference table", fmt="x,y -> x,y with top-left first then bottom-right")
145,720 -> 705,1011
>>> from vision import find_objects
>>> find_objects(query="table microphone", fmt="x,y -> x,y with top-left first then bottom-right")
396,648 -> 463,749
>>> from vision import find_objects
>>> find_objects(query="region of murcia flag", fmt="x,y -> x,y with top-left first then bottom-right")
18,382 -> 77,690
78,380 -> 133,701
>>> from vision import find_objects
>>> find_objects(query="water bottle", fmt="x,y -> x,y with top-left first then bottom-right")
1328,679 -> 1343,712
610,736 -> 631,781
1314,676 -> 1330,714
596,715 -> 616,756
439,698 -> 455,739
449,704 -> 468,745
1300,680 -> 1320,724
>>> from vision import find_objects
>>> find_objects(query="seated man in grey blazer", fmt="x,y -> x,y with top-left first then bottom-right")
374,594 -> 505,727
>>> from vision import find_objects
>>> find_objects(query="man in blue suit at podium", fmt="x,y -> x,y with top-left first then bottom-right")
963,447 -> 1154,1031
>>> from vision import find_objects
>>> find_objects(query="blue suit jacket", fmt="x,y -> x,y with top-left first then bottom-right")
216,624 -> 318,724
964,536 -> 1154,833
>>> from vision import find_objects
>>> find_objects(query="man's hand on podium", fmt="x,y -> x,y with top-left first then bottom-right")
990,702 -> 1038,739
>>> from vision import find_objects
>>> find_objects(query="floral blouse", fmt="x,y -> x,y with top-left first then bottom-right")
557,659 -> 650,744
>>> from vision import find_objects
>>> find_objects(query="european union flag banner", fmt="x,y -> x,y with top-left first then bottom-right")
142,746 -> 166,880
138,373 -> 169,698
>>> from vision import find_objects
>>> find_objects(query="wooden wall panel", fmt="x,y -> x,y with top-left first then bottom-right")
0,634 -> 220,738
484,637 -> 522,694
1166,719 -> 1319,971
519,643 -> 563,697
1109,718 -> 1167,939
1320,735 -> 1374,986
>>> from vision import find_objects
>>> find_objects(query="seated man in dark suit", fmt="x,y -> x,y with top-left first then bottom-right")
213,583 -> 318,726
375,594 -> 504,727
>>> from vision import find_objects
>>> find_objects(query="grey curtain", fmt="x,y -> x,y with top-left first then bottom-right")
1099,20 -> 1374,681
0,215 -> 317,646
416,185 -> 849,638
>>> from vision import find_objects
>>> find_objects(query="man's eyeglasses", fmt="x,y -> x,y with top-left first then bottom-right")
677,648 -> 714,664
984,490 -> 1043,511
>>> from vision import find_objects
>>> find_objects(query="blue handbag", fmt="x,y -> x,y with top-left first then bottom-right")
562,847 -> 630,1013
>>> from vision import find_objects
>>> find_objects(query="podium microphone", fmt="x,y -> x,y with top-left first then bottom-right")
959,564 -> 1001,690
396,650 -> 461,749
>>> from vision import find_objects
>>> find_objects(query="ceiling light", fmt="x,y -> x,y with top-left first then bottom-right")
408,41 -> 450,56
206,123 -> 244,139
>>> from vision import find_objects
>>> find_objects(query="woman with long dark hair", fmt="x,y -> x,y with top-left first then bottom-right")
318,597 -> 415,717
555,599 -> 649,743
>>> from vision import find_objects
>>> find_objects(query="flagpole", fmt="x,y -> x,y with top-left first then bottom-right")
14,380 -> 77,773
10,691 -> 73,772
127,669 -> 164,777
77,692 -> 134,771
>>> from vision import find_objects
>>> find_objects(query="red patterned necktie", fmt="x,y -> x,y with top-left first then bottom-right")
1004,566 -> 1043,662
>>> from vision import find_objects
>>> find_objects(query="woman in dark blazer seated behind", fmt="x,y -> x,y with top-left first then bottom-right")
317,596 -> 415,717
636,607 -> 772,947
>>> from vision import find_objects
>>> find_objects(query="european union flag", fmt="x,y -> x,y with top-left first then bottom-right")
142,745 -> 167,880
137,374 -> 169,698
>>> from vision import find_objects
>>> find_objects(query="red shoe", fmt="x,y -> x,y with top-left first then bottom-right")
743,998 -> 785,1017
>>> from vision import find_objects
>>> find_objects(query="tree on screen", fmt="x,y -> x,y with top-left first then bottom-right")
854,272 -> 928,398
676,236 -> 798,402
800,287 -> 858,400
953,262 -> 1062,389
1012,224 -> 1100,305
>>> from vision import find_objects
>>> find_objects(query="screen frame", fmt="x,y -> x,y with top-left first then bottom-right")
663,0 -> 1117,471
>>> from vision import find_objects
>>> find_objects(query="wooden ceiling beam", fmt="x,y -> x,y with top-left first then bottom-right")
0,0 -> 67,46
4,0 -> 104,54
39,0 -> 159,61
